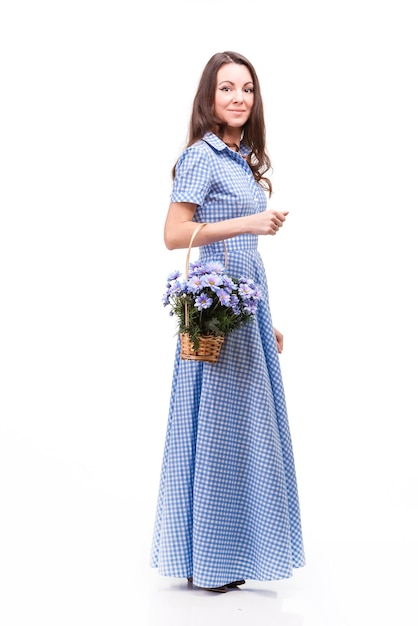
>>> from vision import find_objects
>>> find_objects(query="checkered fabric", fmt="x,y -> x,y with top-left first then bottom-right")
150,133 -> 305,588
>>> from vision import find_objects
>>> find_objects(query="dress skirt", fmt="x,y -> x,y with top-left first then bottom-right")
150,240 -> 305,589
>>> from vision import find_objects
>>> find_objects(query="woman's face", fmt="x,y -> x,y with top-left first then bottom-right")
214,63 -> 254,130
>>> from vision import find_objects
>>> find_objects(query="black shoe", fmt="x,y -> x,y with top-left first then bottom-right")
187,577 -> 228,593
203,585 -> 228,593
227,580 -> 246,588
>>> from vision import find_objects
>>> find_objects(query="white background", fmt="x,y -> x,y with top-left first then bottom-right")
1,1 -> 417,624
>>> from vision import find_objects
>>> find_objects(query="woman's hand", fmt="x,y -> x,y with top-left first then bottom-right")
274,327 -> 284,353
246,210 -> 289,236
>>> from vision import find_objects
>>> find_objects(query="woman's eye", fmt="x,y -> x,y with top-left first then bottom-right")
220,87 -> 231,92
245,88 -> 254,93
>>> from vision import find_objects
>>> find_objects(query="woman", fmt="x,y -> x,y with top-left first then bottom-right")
151,51 -> 305,592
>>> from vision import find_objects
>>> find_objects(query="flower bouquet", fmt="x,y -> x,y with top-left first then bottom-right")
163,259 -> 263,362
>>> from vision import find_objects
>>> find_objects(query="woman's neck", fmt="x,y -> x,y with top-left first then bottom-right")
225,141 -> 240,153
223,131 -> 242,148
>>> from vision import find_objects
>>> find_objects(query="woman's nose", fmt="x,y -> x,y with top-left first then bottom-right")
232,90 -> 244,103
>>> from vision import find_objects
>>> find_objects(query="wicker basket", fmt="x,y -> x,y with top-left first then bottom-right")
180,222 -> 228,363
180,332 -> 224,362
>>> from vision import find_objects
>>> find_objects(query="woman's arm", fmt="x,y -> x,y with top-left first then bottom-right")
164,202 -> 289,250
273,328 -> 284,354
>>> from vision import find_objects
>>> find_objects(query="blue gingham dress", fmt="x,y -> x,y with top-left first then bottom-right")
151,132 -> 305,588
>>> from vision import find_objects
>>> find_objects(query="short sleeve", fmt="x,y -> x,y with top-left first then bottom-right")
170,144 -> 211,206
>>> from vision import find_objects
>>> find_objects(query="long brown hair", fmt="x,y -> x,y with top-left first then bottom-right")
173,51 -> 272,195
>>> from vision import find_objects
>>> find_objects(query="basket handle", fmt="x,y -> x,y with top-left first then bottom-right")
185,223 -> 228,276
184,223 -> 228,327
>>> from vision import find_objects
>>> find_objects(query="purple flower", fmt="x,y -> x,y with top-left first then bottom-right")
202,273 -> 223,290
243,302 -> 258,314
169,280 -> 183,296
252,286 -> 263,301
189,262 -> 206,276
238,283 -> 255,299
167,270 -> 181,282
195,293 -> 213,310
188,276 -> 205,293
222,276 -> 234,291
204,261 -> 225,275
217,289 -> 231,305
230,294 -> 240,315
